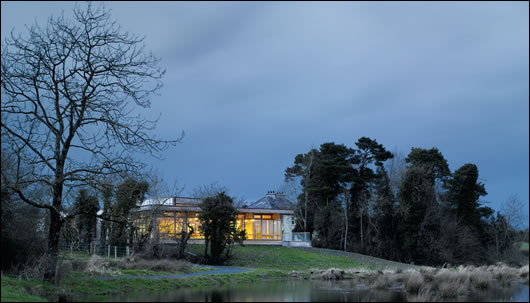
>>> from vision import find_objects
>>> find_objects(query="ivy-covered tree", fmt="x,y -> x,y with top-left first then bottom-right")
111,178 -> 148,246
198,192 -> 245,264
99,182 -> 114,247
397,147 -> 450,264
443,163 -> 488,227
74,189 -> 99,245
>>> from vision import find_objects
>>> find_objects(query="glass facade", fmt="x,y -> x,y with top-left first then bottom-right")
136,211 -> 282,241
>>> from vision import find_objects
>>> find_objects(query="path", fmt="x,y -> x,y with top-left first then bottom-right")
84,265 -> 251,280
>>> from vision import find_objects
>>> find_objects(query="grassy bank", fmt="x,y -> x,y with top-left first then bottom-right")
1,276 -> 50,302
1,245 -> 367,302
187,244 -> 366,271
1,267 -> 287,302
1,246 -> 298,302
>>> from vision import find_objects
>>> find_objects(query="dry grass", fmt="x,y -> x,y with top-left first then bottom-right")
434,268 -> 469,284
406,286 -> 440,302
320,268 -> 345,280
84,255 -> 193,276
85,256 -> 120,276
344,268 -> 376,276
404,271 -> 424,293
108,256 -> 192,273
438,281 -> 467,298
519,265 -> 529,279
469,270 -> 491,289
493,265 -> 518,286
371,275 -> 391,289
419,267 -> 436,282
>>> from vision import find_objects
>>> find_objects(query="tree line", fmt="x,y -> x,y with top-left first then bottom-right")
285,137 -> 526,266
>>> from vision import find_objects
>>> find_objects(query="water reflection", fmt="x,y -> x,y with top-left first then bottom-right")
112,279 -> 529,302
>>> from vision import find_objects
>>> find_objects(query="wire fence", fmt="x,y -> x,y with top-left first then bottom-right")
58,242 -> 133,259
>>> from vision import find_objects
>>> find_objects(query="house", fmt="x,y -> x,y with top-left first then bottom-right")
133,191 -> 311,247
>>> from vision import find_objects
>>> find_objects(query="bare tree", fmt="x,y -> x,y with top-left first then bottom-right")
191,182 -> 229,199
131,173 -> 184,256
501,194 -> 527,231
385,148 -> 407,198
1,3 -> 182,282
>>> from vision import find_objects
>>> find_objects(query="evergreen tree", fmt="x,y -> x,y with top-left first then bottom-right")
349,137 -> 393,252
198,192 -> 245,264
373,166 -> 400,260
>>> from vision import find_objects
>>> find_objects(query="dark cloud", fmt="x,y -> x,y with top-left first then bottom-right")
2,1 -> 528,223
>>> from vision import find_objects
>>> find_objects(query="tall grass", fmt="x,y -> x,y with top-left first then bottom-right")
83,255 -> 193,276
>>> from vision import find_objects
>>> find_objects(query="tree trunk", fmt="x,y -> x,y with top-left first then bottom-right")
44,208 -> 63,282
360,211 -> 364,251
44,162 -> 65,283
304,191 -> 308,231
344,190 -> 348,252
204,239 -> 209,259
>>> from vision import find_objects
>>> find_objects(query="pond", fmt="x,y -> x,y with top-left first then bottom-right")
112,279 -> 529,302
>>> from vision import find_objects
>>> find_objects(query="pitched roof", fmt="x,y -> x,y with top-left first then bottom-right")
246,191 -> 296,210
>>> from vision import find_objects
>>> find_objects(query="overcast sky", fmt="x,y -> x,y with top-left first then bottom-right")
2,1 -> 528,225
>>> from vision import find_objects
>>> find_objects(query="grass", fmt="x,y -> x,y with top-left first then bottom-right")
0,276 -> 52,302
187,244 -> 364,271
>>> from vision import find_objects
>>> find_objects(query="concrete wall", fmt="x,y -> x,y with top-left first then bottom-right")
281,214 -> 295,242
282,241 -> 311,247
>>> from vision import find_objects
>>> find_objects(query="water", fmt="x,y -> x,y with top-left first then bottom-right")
112,279 -> 529,302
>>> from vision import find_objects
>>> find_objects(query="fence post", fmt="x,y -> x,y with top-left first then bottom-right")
114,246 -> 117,258
126,246 -> 129,257
107,245 -> 110,259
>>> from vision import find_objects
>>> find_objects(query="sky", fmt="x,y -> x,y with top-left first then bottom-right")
2,1 -> 528,226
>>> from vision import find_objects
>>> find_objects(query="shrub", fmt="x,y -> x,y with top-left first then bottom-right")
15,254 -> 52,281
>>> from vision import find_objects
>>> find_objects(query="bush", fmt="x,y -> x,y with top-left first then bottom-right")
15,254 -> 53,281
